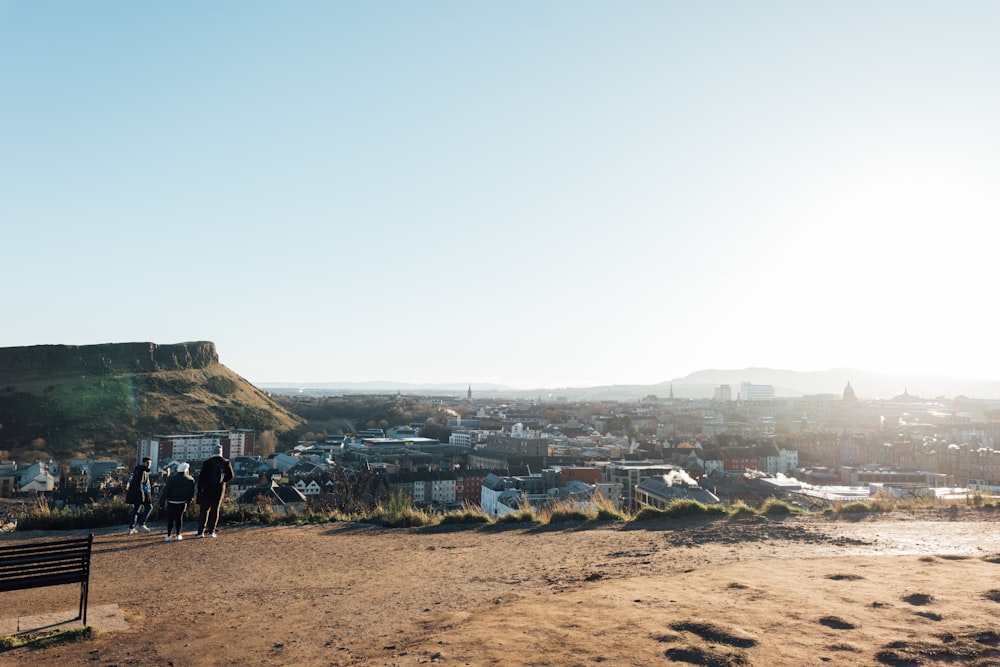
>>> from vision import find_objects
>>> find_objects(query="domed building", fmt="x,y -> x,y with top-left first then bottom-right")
842,381 -> 857,401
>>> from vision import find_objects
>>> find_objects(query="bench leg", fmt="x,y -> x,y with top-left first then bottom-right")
79,580 -> 89,626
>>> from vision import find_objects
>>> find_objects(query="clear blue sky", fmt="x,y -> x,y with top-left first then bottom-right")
3,1 -> 999,388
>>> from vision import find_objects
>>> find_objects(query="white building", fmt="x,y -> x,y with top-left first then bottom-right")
293,479 -> 323,496
740,382 -> 775,400
449,432 -> 475,447
18,460 -> 58,493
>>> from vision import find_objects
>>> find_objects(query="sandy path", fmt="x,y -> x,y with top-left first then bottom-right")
2,509 -> 1000,666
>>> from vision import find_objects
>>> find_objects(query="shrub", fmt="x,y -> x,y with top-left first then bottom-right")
595,506 -> 629,522
492,496 -> 543,525
865,490 -> 915,512
759,498 -> 796,516
215,499 -> 280,526
546,506 -> 591,524
631,506 -> 669,522
837,501 -> 871,514
495,510 -> 538,524
631,499 -> 727,522
727,500 -> 757,518
206,375 -> 237,397
866,496 -> 896,512
591,492 -> 628,522
369,491 -> 434,528
495,501 -> 540,524
439,504 -> 490,526
15,499 -> 131,531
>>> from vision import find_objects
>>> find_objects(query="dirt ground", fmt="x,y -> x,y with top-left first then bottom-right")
3,508 -> 1000,666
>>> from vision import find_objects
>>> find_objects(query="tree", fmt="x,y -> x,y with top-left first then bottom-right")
605,415 -> 633,434
257,430 -> 278,457
420,419 -> 451,443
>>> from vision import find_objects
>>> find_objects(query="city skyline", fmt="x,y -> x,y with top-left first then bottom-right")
4,2 -> 1000,389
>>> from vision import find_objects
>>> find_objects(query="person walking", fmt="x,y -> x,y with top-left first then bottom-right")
196,444 -> 234,538
126,456 -> 154,534
160,462 -> 196,541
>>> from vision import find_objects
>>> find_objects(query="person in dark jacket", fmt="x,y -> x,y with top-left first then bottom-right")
126,456 -> 153,534
160,462 -> 196,541
196,444 -> 235,538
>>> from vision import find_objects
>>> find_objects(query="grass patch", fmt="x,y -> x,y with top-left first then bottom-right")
494,512 -> 539,524
836,501 -> 871,514
727,500 -> 757,518
15,482 -> 992,534
632,499 -> 728,522
759,498 -> 798,516
0,626 -> 93,651
866,496 -> 900,513
439,504 -> 491,526
546,506 -> 592,524
369,491 -> 435,528
592,492 -> 629,522
14,500 -> 131,531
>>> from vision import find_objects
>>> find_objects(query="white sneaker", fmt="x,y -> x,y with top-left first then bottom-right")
127,528 -> 137,535
195,533 -> 205,538
209,533 -> 217,538
175,534 -> 183,541
165,535 -> 172,542
138,525 -> 150,532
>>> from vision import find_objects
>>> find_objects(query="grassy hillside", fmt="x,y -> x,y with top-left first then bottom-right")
0,344 -> 303,462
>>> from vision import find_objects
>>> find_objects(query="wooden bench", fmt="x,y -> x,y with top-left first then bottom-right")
0,534 -> 94,627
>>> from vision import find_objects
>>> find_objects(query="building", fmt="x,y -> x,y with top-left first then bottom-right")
601,461 -> 679,509
138,430 -> 256,470
0,462 -> 17,498
455,470 -> 488,505
740,382 -> 775,401
714,385 -> 733,402
490,423 -> 550,456
449,432 -> 476,448
17,461 -> 58,493
389,470 -> 458,506
635,475 -> 721,508
236,482 -> 308,514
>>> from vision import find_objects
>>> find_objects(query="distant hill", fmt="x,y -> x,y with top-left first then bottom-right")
0,341 -> 303,462
262,368 -> 1000,401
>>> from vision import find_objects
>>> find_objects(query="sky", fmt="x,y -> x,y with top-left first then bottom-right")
3,1 -> 1000,389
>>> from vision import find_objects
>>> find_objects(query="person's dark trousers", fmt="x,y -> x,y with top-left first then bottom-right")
130,502 -> 152,529
197,495 -> 223,535
166,502 -> 187,536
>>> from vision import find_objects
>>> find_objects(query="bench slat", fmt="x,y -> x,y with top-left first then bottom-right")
0,541 -> 92,558
0,571 -> 89,592
0,563 -> 88,581
0,554 -> 91,568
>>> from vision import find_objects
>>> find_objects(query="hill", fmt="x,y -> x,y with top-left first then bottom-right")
0,341 -> 303,462
265,368 -> 1000,401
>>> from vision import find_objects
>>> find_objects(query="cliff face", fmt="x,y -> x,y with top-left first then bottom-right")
0,341 -> 218,375
0,341 -> 302,461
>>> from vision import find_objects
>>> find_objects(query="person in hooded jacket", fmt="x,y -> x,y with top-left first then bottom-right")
126,456 -> 153,534
196,444 -> 235,538
161,462 -> 196,541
